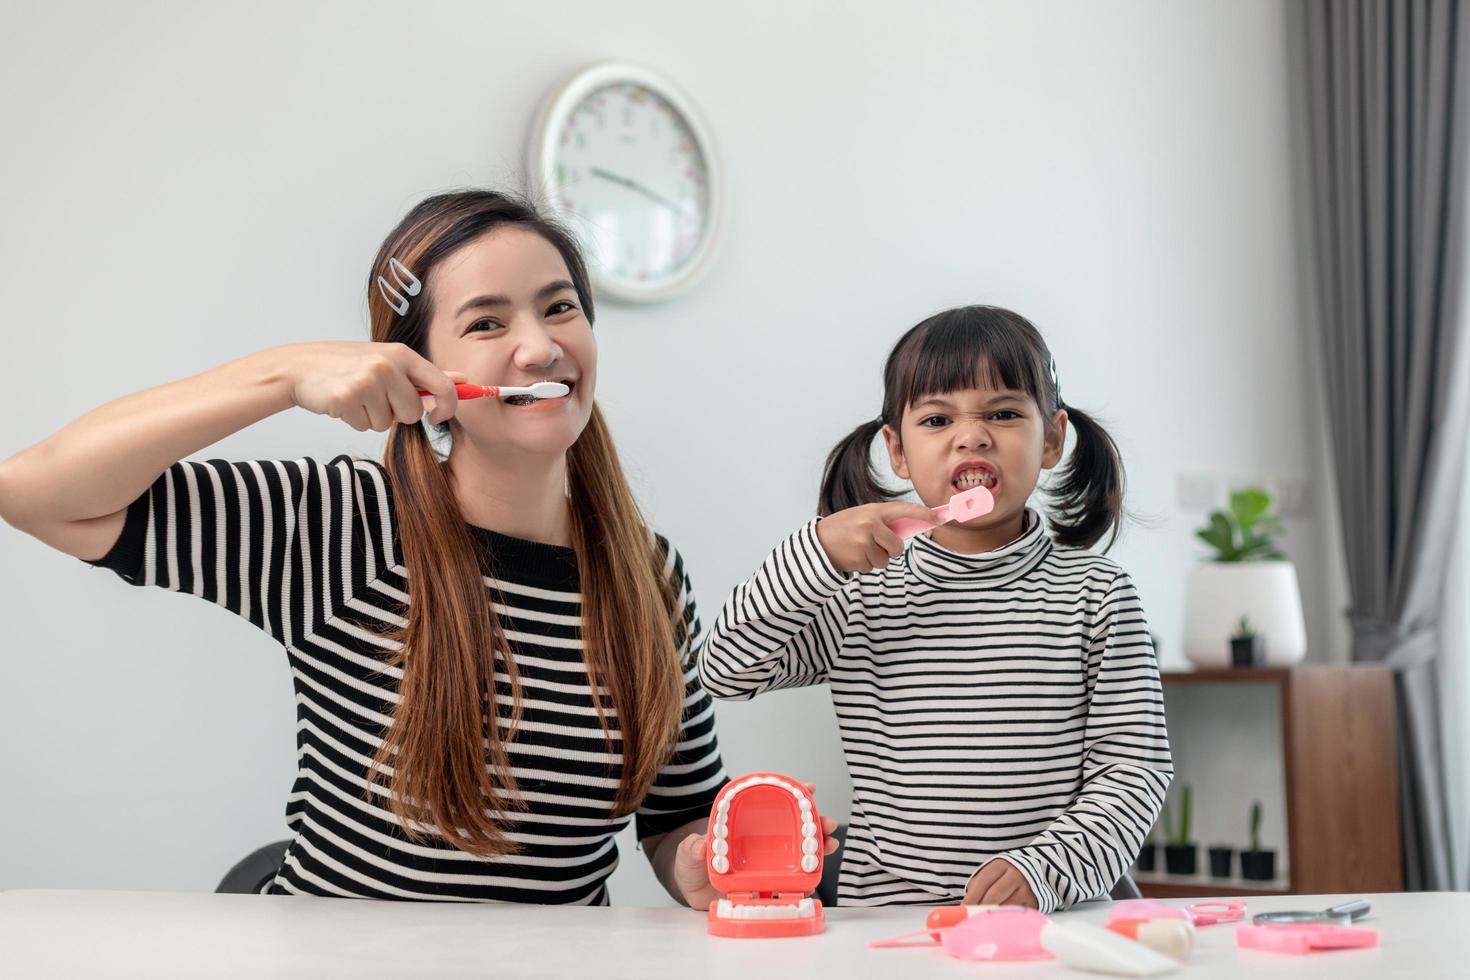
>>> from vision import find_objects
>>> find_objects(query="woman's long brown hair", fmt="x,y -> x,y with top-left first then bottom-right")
364,191 -> 685,857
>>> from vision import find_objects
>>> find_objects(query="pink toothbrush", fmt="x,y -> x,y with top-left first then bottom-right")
885,485 -> 995,540
415,381 -> 570,402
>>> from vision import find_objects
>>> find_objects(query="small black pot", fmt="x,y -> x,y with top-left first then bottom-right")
1230,635 -> 1265,667
1164,844 -> 1198,876
1134,843 -> 1158,873
1208,846 -> 1235,878
1240,849 -> 1277,881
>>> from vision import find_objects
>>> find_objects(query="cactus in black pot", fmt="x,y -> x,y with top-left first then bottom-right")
1240,800 -> 1277,881
1163,786 -> 1198,876
1135,826 -> 1158,873
1230,615 -> 1265,668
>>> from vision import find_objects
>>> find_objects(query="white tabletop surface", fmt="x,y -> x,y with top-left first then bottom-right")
1,889 -> 1465,979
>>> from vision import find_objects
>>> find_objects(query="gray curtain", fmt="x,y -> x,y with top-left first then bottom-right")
1292,0 -> 1470,891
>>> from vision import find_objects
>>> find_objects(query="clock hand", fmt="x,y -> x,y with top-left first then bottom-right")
589,167 -> 695,219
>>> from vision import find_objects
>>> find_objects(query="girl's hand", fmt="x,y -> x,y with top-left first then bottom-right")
964,858 -> 1038,908
816,501 -> 939,573
669,783 -> 841,910
280,341 -> 461,430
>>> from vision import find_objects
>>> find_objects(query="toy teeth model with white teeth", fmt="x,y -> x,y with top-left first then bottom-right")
705,772 -> 826,938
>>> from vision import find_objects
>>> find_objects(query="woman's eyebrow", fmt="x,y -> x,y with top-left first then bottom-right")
455,280 -> 576,317
456,294 -> 510,316
535,278 -> 576,300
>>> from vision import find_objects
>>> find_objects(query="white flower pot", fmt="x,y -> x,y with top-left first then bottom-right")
1182,561 -> 1307,668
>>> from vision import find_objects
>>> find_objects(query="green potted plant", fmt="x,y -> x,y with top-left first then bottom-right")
1230,616 -> 1264,668
1184,488 -> 1307,668
1135,827 -> 1158,873
1162,785 -> 1198,876
1240,800 -> 1277,881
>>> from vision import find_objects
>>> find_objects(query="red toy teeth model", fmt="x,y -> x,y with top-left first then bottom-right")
705,772 -> 826,938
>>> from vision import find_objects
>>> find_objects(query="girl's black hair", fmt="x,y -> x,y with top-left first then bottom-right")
818,305 -> 1125,551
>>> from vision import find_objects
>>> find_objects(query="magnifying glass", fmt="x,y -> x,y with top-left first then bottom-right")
1252,899 -> 1371,926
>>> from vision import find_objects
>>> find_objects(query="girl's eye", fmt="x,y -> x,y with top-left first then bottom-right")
546,300 -> 578,317
919,415 -> 950,428
991,410 -> 1021,421
465,318 -> 504,335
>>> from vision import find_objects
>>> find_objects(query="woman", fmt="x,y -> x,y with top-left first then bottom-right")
0,190 -> 835,904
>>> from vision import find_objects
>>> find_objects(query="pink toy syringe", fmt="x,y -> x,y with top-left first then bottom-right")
885,485 -> 995,540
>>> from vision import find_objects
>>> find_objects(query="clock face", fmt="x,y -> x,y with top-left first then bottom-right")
548,80 -> 712,292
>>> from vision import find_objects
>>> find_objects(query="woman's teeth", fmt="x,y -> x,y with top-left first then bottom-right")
504,381 -> 574,406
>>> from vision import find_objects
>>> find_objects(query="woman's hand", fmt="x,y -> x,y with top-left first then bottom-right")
0,342 -> 462,561
281,341 -> 461,430
815,501 -> 938,573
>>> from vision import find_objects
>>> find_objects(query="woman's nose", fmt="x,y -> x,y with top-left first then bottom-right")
511,320 -> 563,371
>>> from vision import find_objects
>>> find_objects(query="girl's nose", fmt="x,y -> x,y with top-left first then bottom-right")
955,420 -> 993,450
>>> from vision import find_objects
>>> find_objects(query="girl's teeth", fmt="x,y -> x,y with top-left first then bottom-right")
954,472 -> 996,488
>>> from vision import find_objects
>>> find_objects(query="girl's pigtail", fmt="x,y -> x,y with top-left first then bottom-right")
1046,404 -> 1125,551
818,418 -> 894,516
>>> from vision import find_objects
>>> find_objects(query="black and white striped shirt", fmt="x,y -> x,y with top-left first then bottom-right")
698,511 -> 1172,912
90,455 -> 727,903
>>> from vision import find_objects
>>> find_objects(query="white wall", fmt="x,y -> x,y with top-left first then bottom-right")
0,0 -> 1324,904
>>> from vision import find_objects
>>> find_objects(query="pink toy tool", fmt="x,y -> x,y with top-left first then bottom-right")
884,485 -> 995,540
869,907 -> 1052,961
415,381 -> 569,402
1184,900 -> 1247,926
1106,901 -> 1206,962
1110,899 -> 1245,926
1236,922 -> 1380,955
871,908 -> 1180,975
705,773 -> 825,938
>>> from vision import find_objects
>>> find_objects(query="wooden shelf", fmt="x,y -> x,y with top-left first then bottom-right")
1159,665 -> 1402,894
1161,668 -> 1292,685
1132,871 -> 1291,899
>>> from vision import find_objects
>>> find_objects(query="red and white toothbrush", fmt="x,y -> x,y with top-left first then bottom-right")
415,381 -> 569,403
884,485 -> 996,540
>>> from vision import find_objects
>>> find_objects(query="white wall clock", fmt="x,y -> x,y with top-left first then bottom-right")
527,62 -> 722,303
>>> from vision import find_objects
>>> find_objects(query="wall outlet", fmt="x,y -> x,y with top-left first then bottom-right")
1267,477 -> 1309,518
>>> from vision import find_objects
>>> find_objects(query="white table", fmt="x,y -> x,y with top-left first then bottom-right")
1,890 -> 1464,979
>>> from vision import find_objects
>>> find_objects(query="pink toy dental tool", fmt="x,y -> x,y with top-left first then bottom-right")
1236,922 -> 1380,955
1185,900 -> 1248,926
920,903 -> 1002,939
1103,900 -> 1243,963
884,485 -> 995,540
1106,903 -> 1198,963
869,907 -> 1052,961
871,908 -> 1180,976
415,381 -> 570,403
705,773 -> 825,938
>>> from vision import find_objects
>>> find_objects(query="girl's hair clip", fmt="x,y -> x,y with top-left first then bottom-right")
377,256 -> 422,316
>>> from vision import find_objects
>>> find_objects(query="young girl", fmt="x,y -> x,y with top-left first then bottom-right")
699,306 -> 1173,912
0,191 -> 844,905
